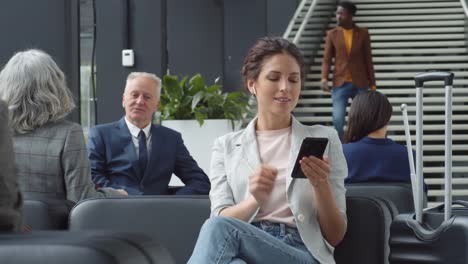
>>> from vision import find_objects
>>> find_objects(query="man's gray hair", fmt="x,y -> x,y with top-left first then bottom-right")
0,49 -> 75,134
125,72 -> 162,99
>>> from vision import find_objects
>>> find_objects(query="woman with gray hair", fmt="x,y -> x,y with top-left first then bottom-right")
0,49 -> 127,203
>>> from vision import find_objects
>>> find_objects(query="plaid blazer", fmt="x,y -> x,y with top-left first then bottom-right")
13,120 -> 120,203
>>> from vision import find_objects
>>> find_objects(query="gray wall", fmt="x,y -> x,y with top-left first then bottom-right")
94,0 -> 298,123
95,0 -> 166,124
167,0 -> 224,84
267,0 -> 300,35
0,0 -> 80,122
223,0 -> 299,91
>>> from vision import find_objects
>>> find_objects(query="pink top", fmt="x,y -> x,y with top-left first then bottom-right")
254,126 -> 295,227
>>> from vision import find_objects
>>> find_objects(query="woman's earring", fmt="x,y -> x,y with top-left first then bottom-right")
252,85 -> 257,95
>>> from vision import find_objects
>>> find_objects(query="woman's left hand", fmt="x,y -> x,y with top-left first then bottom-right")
299,156 -> 330,187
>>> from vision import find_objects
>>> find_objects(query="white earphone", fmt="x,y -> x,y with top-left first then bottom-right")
252,85 -> 257,95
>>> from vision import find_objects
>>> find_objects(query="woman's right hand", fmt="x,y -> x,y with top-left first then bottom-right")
249,164 -> 278,206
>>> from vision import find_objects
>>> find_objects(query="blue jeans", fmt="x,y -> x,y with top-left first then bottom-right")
188,216 -> 319,264
332,82 -> 368,139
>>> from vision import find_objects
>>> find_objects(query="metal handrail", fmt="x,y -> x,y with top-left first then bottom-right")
293,0 -> 319,44
461,0 -> 468,17
283,0 -> 310,39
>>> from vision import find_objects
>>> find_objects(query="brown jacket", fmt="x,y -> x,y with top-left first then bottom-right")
321,25 -> 376,88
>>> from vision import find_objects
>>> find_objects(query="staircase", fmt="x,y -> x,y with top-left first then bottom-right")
285,0 -> 468,206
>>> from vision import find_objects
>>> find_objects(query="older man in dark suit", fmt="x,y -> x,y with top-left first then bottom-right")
321,1 -> 376,140
88,72 -> 210,195
0,100 -> 22,232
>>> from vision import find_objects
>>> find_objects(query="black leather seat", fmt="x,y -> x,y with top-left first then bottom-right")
335,196 -> 395,264
0,231 -> 174,264
346,182 -> 418,213
69,196 -> 210,264
69,193 -> 401,264
23,199 -> 75,230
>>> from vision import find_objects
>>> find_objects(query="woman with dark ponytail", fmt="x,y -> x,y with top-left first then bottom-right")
343,90 -> 417,186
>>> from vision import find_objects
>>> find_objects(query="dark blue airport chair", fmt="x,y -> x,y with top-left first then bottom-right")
0,231 -> 174,264
69,196 -> 210,264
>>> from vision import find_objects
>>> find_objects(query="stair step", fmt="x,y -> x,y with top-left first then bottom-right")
300,27 -> 466,36
321,20 -> 465,29
429,188 -> 468,196
362,41 -> 466,48
314,55 -> 468,63
423,155 -> 468,162
295,30 -> 326,36
420,145 -> 468,151
373,48 -> 467,55
388,123 -> 468,131
300,88 -> 468,96
306,80 -> 468,86
298,96 -> 468,104
311,48 -> 468,56
370,33 -> 465,41
357,2 -> 461,9
311,63 -> 468,71
369,27 -> 465,34
356,8 -> 463,15
330,14 -> 465,22
426,178 -> 468,185
358,21 -> 462,28
292,21 -> 465,32
302,4 -> 335,11
309,71 -> 468,79
294,105 -> 468,113
390,134 -> 466,143
354,0 -> 458,3
295,115 -> 467,123
300,34 -> 466,42
307,41 -> 466,49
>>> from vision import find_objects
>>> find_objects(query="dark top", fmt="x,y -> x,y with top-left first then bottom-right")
343,137 -> 426,191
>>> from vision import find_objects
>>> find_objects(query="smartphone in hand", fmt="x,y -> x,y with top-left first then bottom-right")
291,137 -> 328,178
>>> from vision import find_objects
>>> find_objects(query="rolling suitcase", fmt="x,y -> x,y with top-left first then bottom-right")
389,72 -> 468,264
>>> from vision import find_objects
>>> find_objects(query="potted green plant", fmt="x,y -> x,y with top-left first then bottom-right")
158,74 -> 252,185
159,73 -> 251,127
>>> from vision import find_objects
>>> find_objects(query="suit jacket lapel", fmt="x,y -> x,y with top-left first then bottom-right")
349,26 -> 360,59
336,27 -> 349,60
116,118 -> 141,180
240,118 -> 261,173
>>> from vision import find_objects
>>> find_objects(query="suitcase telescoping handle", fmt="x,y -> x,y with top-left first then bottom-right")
401,104 -> 421,222
414,71 -> 454,87
413,71 -> 454,222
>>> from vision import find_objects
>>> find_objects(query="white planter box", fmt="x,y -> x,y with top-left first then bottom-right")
162,119 -> 239,186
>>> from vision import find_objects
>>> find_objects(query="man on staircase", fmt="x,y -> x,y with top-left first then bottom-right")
320,1 -> 376,140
